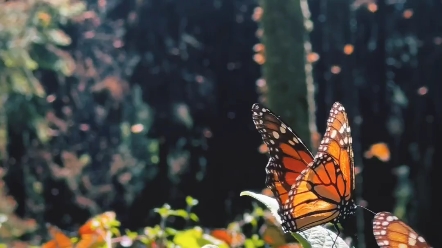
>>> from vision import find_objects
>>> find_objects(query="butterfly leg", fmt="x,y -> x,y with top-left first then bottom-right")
332,223 -> 340,248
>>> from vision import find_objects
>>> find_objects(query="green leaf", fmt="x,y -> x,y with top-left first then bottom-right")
251,203 -> 264,217
173,228 -> 221,248
29,76 -> 46,97
59,2 -> 86,19
45,29 -> 71,46
148,139 -> 159,153
30,44 -> 76,76
125,230 -> 138,239
9,70 -> 33,96
144,226 -> 161,239
173,229 -> 201,247
33,117 -> 51,143
111,227 -> 120,236
0,49 -> 38,70
189,213 -> 199,222
186,196 -> 199,207
165,227 -> 177,236
139,236 -> 150,244
110,219 -> 121,227
22,50 -> 39,70
170,209 -> 188,219
79,154 -> 91,166
154,204 -> 172,218
249,218 -> 257,228
244,234 -> 264,248
0,51 -> 16,68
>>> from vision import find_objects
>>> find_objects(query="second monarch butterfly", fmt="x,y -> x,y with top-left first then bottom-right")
251,102 -> 357,233
372,212 -> 432,248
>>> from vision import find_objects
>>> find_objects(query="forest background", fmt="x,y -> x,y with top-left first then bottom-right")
0,0 -> 441,247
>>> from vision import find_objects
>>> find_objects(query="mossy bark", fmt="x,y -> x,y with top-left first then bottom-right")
259,0 -> 312,149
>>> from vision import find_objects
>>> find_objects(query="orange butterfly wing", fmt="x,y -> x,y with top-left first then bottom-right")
42,225 -> 74,248
252,103 -> 314,207
280,155 -> 345,231
316,102 -> 355,194
279,102 -> 356,232
373,212 -> 432,248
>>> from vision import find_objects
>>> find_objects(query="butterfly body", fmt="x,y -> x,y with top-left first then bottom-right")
252,102 -> 356,233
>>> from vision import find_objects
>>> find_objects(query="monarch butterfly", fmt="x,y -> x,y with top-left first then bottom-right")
251,102 -> 357,233
372,212 -> 432,248
364,142 -> 390,162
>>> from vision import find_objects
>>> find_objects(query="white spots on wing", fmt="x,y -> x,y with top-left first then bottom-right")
408,233 -> 417,246
376,240 -> 386,246
386,216 -> 394,222
272,131 -> 280,139
269,139 -> 275,145
253,119 -> 264,125
339,123 -> 346,134
288,140 -> 295,145
330,129 -> 337,138
280,126 -> 286,134
417,236 -> 426,243
318,144 -> 328,152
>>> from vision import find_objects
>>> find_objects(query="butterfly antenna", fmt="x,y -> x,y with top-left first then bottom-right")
357,205 -> 376,215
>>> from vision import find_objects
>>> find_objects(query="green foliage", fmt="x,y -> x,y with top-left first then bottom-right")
0,0 -> 85,159
0,0 -> 85,243
0,195 -> 305,247
121,196 -> 301,248
0,168 -> 37,241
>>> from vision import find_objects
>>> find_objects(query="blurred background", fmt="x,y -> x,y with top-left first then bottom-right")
0,0 -> 440,247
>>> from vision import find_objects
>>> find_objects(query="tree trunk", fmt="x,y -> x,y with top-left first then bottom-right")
259,0 -> 315,149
